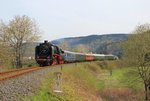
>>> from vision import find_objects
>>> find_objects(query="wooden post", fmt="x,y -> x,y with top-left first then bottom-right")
75,63 -> 77,67
61,65 -> 63,71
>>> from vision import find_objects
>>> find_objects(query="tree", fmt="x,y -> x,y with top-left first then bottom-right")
0,42 -> 14,69
0,15 -> 40,68
122,24 -> 150,100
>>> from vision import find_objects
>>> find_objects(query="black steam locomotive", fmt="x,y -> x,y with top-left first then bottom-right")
35,41 -> 64,66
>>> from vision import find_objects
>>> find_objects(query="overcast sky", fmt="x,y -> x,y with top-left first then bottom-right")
0,0 -> 150,41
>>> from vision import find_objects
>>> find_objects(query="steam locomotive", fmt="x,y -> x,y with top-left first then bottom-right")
35,41 -> 118,66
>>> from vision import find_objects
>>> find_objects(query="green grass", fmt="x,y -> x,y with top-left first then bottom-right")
22,59 -> 37,67
62,62 -> 102,90
24,64 -> 83,101
26,90 -> 63,101
24,61 -> 144,101
98,67 -> 143,90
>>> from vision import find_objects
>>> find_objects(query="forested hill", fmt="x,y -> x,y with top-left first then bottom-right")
51,34 -> 129,58
23,34 -> 128,58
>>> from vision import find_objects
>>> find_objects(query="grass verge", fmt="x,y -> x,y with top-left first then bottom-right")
24,61 -> 144,101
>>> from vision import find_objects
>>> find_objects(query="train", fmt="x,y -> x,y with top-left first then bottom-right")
35,41 -> 118,66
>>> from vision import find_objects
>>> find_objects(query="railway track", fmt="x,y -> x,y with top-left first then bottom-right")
0,66 -> 48,81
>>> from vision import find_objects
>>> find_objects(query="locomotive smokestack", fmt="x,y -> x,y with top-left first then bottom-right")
44,40 -> 48,43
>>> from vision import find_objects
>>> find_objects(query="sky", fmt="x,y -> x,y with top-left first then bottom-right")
0,0 -> 150,41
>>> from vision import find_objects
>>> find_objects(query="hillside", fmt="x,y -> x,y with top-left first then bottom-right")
23,34 -> 128,58
51,34 -> 128,57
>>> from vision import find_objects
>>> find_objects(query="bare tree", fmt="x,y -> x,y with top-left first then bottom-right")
122,24 -> 150,100
0,15 -> 40,68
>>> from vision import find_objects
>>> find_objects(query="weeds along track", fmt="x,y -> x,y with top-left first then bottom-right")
0,66 -> 49,81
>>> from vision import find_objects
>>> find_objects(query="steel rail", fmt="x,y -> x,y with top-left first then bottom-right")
0,66 -> 48,81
